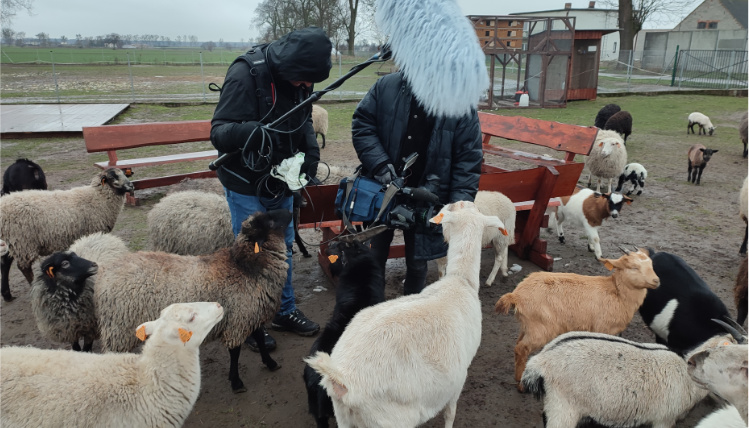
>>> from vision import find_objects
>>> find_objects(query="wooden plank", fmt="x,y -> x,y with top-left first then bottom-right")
478,163 -> 583,202
83,120 -> 211,152
131,170 -> 217,190
482,144 -> 568,167
479,112 -> 598,156
94,150 -> 218,169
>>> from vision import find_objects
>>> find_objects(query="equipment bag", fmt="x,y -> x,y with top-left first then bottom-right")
335,171 -> 398,232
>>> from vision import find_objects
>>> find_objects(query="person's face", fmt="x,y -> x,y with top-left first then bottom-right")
289,80 -> 313,88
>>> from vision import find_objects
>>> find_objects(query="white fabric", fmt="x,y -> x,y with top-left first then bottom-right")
271,153 -> 308,191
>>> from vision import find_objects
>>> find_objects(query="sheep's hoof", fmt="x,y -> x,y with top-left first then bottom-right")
268,362 -> 282,372
636,190 -> 642,195
232,385 -> 248,394
2,293 -> 14,302
231,379 -> 247,394
302,253 -> 312,258
558,236 -> 565,244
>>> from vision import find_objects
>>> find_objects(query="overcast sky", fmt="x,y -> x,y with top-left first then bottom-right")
9,0 -> 699,43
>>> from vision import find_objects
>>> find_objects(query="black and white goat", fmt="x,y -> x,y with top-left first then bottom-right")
639,248 -> 731,355
615,162 -> 647,196
1,158 -> 47,196
303,226 -> 386,428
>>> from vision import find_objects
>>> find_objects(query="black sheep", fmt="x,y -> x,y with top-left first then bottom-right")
604,110 -> 633,143
303,226 -> 386,428
594,103 -> 621,129
1,158 -> 47,196
639,248 -> 731,356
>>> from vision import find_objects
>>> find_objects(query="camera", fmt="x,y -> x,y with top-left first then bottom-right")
385,186 -> 443,232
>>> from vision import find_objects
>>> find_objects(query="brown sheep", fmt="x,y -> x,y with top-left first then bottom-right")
687,143 -> 718,185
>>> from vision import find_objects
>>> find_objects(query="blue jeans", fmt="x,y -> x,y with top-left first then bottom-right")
225,189 -> 296,315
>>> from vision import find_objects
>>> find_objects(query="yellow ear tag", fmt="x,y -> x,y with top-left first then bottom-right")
254,243 -> 260,253
136,325 -> 147,341
100,178 -> 106,186
604,261 -> 615,271
499,228 -> 508,236
178,328 -> 193,343
46,266 -> 55,279
328,255 -> 339,263
432,213 -> 444,225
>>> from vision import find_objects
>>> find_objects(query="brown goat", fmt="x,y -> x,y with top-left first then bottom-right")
687,143 -> 718,185
736,256 -> 748,326
495,249 -> 660,390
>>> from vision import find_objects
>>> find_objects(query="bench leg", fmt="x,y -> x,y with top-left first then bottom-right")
125,192 -> 140,206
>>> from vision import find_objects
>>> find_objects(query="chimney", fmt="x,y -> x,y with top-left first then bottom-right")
564,3 -> 572,9
589,1 -> 596,7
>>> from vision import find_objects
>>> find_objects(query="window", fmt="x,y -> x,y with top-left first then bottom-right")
485,20 -> 492,26
698,21 -> 718,29
508,31 -> 512,37
708,22 -> 718,29
485,31 -> 491,36
697,21 -> 706,29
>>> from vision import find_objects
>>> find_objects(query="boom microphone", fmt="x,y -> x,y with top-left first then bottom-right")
402,187 -> 440,205
376,0 -> 489,118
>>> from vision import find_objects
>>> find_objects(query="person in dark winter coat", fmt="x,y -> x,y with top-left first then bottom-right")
211,27 -> 332,349
351,71 -> 483,295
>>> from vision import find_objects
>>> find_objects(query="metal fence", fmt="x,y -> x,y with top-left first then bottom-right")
674,49 -> 748,89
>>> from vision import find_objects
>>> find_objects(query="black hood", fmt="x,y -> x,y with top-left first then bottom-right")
268,27 -> 332,83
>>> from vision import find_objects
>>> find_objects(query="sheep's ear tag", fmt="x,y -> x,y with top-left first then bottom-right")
598,142 -> 603,147
45,266 -> 55,279
723,341 -> 732,346
100,177 -> 107,186
431,213 -> 444,225
604,260 -> 615,271
328,255 -> 339,264
254,242 -> 260,254
136,325 -> 147,341
499,227 -> 508,236
178,328 -> 193,344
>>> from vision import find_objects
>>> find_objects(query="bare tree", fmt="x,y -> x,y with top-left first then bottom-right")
35,32 -> 48,47
14,31 -> 24,46
1,0 -> 33,27
2,28 -> 15,45
60,35 -> 67,45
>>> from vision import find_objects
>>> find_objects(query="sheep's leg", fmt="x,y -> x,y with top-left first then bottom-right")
442,392 -> 460,428
228,346 -> 247,393
1,253 -> 14,302
250,327 -> 280,372
544,397 -> 579,428
485,239 -> 502,286
740,224 -> 747,255
19,265 -> 33,284
72,340 -> 81,352
688,161 -> 694,182
743,142 -> 747,158
81,338 -> 94,352
696,165 -> 704,185
606,178 -> 612,194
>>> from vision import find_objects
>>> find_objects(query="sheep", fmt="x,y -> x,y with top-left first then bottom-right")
1,158 -> 47,195
0,301 -> 224,428
638,248 -> 733,356
688,112 -> 716,136
740,175 -> 747,255
435,190 -> 516,286
90,209 -> 291,393
688,342 -> 749,425
520,330 -> 740,428
594,103 -> 621,129
495,247 -> 660,389
615,162 -> 647,196
0,168 -> 133,302
148,190 -> 234,255
312,104 -> 329,149
740,113 -> 748,158
303,226 -> 386,428
687,143 -> 719,185
604,110 -> 633,143
586,129 -> 627,193
736,256 -> 747,326
695,405 -> 746,428
547,188 -> 633,259
30,233 -> 130,352
305,201 -> 506,428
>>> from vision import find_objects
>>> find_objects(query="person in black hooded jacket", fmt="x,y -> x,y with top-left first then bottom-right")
351,71 -> 483,295
211,27 -> 332,350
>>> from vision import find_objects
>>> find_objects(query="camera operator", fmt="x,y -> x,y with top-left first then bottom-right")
210,27 -> 332,351
351,72 -> 483,295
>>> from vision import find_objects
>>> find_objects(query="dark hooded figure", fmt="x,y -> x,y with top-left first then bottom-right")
211,27 -> 332,352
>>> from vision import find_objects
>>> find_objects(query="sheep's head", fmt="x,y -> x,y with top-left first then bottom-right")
600,247 -> 659,289
135,301 -> 224,349
687,342 -> 747,404
431,200 -> 506,245
238,209 -> 292,254
708,126 -> 715,136
96,168 -> 134,195
700,148 -> 718,162
38,251 -> 98,295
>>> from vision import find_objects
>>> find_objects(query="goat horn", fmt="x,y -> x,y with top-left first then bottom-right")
711,318 -> 748,344
338,225 -> 388,244
617,245 -> 630,254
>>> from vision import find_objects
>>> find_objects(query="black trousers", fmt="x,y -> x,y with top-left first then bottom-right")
369,227 -> 428,295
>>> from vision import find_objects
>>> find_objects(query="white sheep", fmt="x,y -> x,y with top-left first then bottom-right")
695,405 -> 746,428
496,248 -> 660,389
148,190 -> 234,255
521,331 -> 739,428
1,301 -> 224,428
688,112 -> 716,136
547,188 -> 633,259
436,190 -> 516,286
615,162 -> 647,196
91,209 -> 292,393
689,343 -> 749,425
0,168 -> 133,302
586,129 -> 627,194
305,201 -> 506,428
312,104 -> 329,148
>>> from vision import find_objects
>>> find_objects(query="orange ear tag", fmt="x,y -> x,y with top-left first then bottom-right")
328,255 -> 339,264
432,213 -> 444,225
46,266 -> 55,279
101,178 -> 106,186
254,243 -> 260,253
724,341 -> 732,346
136,325 -> 147,341
499,228 -> 508,236
598,142 -> 603,147
604,261 -> 615,271
178,328 -> 193,343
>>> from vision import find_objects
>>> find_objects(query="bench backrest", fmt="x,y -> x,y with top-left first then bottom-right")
83,120 -> 211,152
478,112 -> 597,158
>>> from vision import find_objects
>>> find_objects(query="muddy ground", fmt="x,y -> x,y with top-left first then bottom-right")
1,103 -> 748,428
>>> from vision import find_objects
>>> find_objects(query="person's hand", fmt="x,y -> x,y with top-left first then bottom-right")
374,164 -> 397,185
236,121 -> 265,150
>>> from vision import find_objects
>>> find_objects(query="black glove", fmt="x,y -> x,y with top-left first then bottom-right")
233,121 -> 265,151
302,158 -> 318,182
374,163 -> 397,185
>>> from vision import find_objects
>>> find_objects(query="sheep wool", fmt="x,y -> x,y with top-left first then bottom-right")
312,105 -> 329,148
148,191 -> 234,255
586,129 -> 627,194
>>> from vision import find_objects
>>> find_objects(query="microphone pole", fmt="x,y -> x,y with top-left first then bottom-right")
209,45 -> 393,171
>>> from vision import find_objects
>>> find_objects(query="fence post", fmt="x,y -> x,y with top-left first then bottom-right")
678,49 -> 686,89
127,52 -> 135,103
670,45 -> 679,87
726,50 -> 736,89
626,50 -> 633,91
50,51 -> 60,103
199,51 -> 206,103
